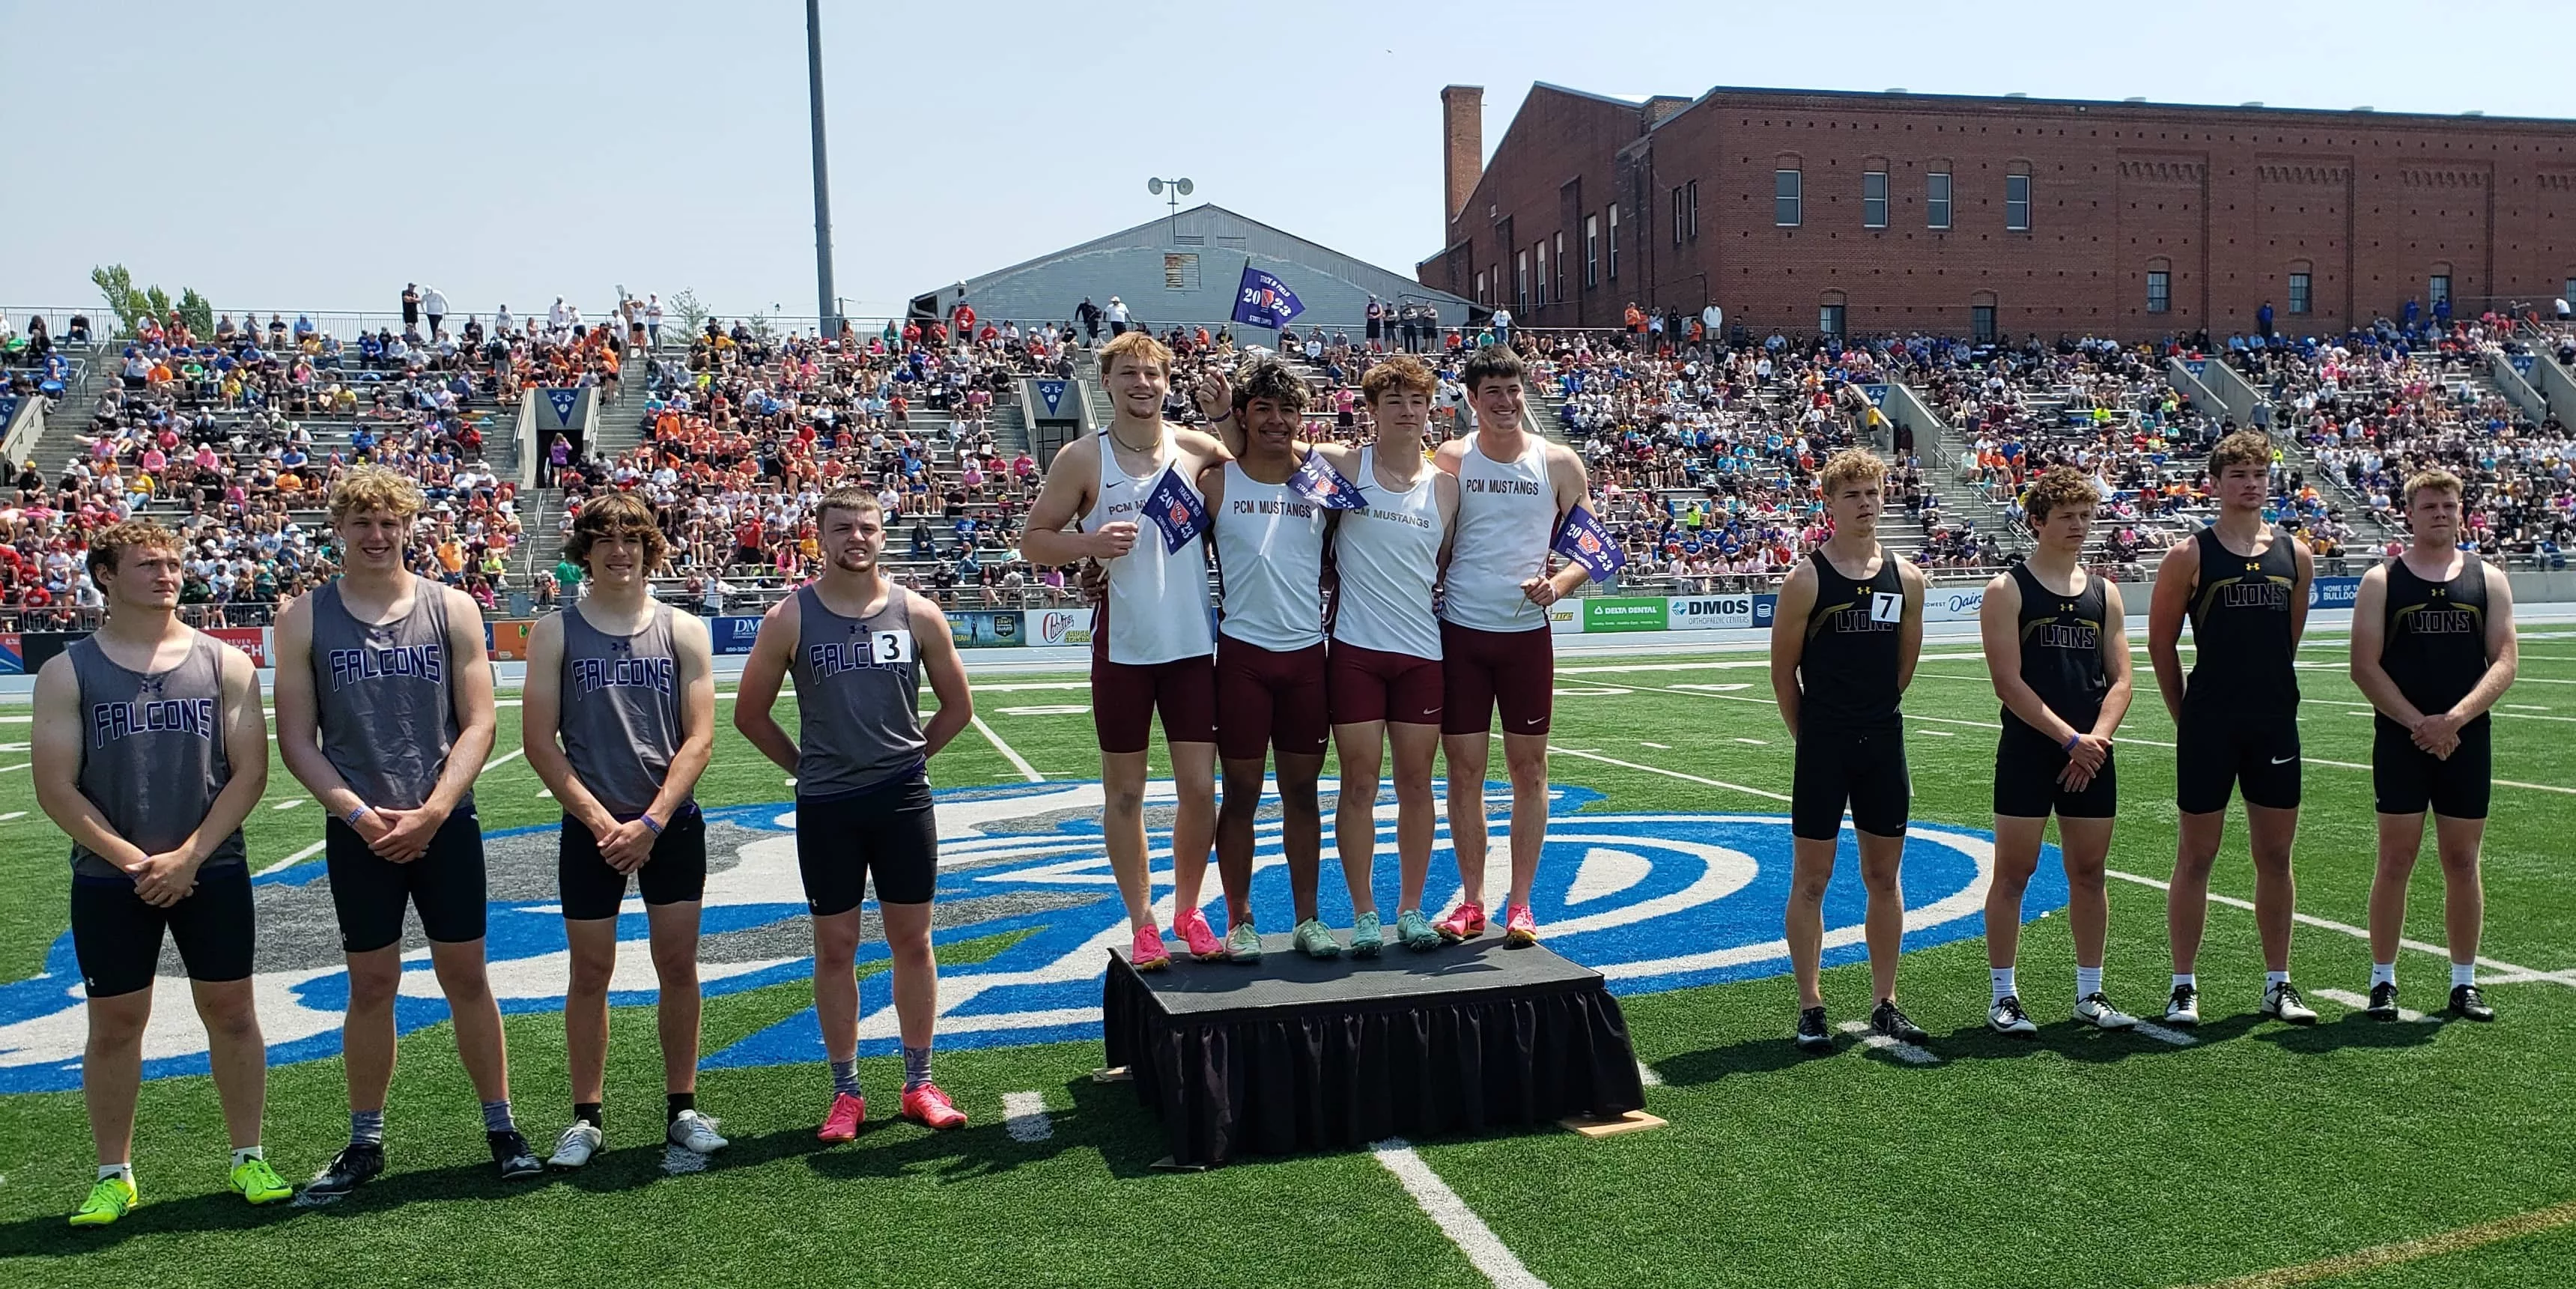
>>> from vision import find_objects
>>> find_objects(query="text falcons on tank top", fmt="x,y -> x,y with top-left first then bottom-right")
68,632 -> 241,879
789,584 -> 926,798
310,578 -> 464,812
559,601 -> 684,818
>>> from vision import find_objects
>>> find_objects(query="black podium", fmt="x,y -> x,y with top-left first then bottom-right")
1102,933 -> 1647,1168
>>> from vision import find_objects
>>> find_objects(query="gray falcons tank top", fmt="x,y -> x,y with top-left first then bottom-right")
789,583 -> 925,799
559,601 -> 684,818
68,633 -> 242,879
311,578 -> 467,812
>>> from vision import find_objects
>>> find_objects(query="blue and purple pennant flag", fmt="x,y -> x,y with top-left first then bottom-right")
1290,450 -> 1366,511
1552,504 -> 1625,582
1232,265 -> 1306,329
1141,467 -> 1210,553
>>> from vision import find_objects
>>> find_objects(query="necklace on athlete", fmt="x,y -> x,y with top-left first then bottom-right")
1110,425 -> 1158,455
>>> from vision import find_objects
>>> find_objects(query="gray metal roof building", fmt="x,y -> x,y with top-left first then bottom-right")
910,204 -> 1473,337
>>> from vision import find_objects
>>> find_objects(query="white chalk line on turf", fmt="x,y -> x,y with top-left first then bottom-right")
254,839 -> 327,876
2131,1019 -> 2199,1047
2308,988 -> 2436,1024
1371,1138 -> 1550,1289
1002,1091 -> 1054,1142
972,715 -> 1044,782
1547,747 -> 1789,802
1837,1021 -> 1939,1064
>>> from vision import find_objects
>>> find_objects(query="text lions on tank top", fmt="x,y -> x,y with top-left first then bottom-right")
1441,433 -> 1555,634
2185,524 -> 2299,713
1084,427 -> 1214,666
2007,562 -> 2109,733
2378,556 -> 2489,727
1331,446 -> 1445,659
1800,545 -> 1905,732
559,601 -> 684,818
1214,459 -> 1327,649
68,633 -> 241,879
789,583 -> 926,798
311,577 -> 465,812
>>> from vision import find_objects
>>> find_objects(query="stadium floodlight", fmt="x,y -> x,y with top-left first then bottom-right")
807,0 -> 839,341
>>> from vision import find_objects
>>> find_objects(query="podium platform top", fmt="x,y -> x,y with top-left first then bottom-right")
1109,932 -> 1604,1019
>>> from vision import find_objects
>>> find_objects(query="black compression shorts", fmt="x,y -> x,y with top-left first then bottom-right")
2372,716 -> 2491,820
2175,707 -> 2300,815
1791,726 -> 1910,841
324,810 -> 488,953
1993,721 -> 2118,819
71,863 -> 256,998
796,775 -> 938,915
558,806 -> 708,920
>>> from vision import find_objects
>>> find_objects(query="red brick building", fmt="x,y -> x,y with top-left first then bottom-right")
1419,83 -> 2576,342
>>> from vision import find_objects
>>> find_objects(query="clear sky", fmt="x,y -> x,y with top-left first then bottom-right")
4,0 -> 2569,327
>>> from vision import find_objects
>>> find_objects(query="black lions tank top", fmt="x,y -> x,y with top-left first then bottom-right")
2006,562 -> 2109,733
1800,545 -> 1904,732
2378,555 -> 2490,731
2185,524 -> 2298,714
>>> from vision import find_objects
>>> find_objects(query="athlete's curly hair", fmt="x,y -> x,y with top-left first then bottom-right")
1818,448 -> 1887,497
85,518 -> 183,583
2022,466 -> 2100,525
327,464 -> 425,525
2208,430 -> 2275,478
1230,356 -> 1310,416
1360,355 -> 1437,405
564,489 -> 669,570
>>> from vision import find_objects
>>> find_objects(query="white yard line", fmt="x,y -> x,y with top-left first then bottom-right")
1371,1138 -> 1550,1289
0,810 -> 25,822
1837,1021 -> 1939,1064
270,798 -> 306,810
2310,986 -> 2435,1023
1001,1091 -> 1054,1142
482,747 -> 526,773
2131,1019 -> 2200,1047
973,715 -> 1044,782
254,839 -> 327,876
2102,868 -> 2571,988
0,762 -> 27,773
1549,747 -> 1790,802
1635,1061 -> 1665,1088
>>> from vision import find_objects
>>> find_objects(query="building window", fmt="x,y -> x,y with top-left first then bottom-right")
1515,250 -> 1528,313
1926,172 -> 1951,230
1608,204 -> 1620,280
1972,304 -> 1997,344
1862,171 -> 1889,228
1818,303 -> 1845,339
1535,243 -> 1549,308
2005,175 -> 2031,231
1673,187 -> 1686,246
2288,272 -> 2312,315
2146,270 -> 2171,314
1475,270 -> 1486,304
1775,169 -> 1802,227
1585,216 -> 1600,288
2565,276 -> 2575,309
1686,180 -> 1699,240
2429,274 -> 2452,310
1553,231 -> 1565,302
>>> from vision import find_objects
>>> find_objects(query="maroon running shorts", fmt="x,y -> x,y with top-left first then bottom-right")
1440,621 -> 1554,736
1091,654 -> 1216,753
1327,641 -> 1444,727
1215,635 -> 1329,760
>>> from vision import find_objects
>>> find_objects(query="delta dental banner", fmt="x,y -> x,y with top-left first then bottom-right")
1583,598 -> 1668,633
1232,265 -> 1305,329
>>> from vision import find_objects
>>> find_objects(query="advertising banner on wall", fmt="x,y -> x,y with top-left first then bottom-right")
951,610 -> 1026,649
2309,576 -> 2362,610
1665,595 -> 1757,631
710,616 -> 765,656
1030,607 -> 1093,648
0,632 -> 22,675
1547,602 -> 1585,634
206,627 -> 272,667
485,620 -> 534,661
1583,598 -> 1671,634
1924,585 -> 1990,624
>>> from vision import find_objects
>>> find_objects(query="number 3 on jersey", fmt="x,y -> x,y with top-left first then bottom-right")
872,630 -> 914,664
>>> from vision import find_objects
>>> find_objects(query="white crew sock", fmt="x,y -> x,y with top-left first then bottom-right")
231,1145 -> 264,1170
1990,967 -> 2017,1004
2370,961 -> 2396,989
98,1162 -> 132,1183
2266,970 -> 2290,989
2172,972 -> 2196,990
2076,965 -> 2103,1000
2452,961 -> 2476,989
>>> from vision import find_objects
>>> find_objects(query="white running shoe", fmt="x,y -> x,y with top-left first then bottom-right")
2164,983 -> 2202,1027
547,1122 -> 604,1170
666,1110 -> 729,1155
1987,995 -> 2038,1037
2261,980 -> 2318,1025
2074,992 -> 2139,1031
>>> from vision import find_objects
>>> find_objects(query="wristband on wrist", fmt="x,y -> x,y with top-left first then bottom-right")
2062,733 -> 2083,753
640,813 -> 663,835
346,804 -> 371,827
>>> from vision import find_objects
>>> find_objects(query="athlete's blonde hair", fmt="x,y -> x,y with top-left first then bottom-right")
2208,430 -> 2275,478
2402,467 -> 2464,509
1818,449 -> 1887,497
327,464 -> 425,525
1096,330 -> 1173,380
85,518 -> 183,583
1361,355 -> 1437,405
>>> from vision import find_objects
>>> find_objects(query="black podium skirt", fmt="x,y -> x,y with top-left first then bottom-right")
1102,933 -> 1647,1167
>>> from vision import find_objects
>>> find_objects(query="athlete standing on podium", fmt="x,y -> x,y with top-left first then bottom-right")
1021,330 -> 1234,969
1432,345 -> 1595,947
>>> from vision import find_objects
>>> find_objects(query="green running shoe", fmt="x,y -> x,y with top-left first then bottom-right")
1292,918 -> 1343,959
230,1155 -> 293,1205
1349,912 -> 1385,958
1396,909 -> 1442,951
69,1174 -> 136,1227
1225,921 -> 1263,963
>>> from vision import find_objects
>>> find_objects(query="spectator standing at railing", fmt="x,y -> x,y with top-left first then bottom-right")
423,287 -> 449,339
401,285 -> 421,331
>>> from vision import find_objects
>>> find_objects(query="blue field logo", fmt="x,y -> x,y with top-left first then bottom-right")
0,783 -> 2065,1092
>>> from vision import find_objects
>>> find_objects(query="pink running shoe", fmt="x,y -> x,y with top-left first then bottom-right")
1130,924 -> 1173,971
899,1084 -> 968,1130
1170,906 -> 1227,962
816,1091 -> 866,1142
1433,902 -> 1487,944
1502,903 -> 1540,946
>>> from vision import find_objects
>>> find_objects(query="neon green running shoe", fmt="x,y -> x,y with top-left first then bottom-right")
1349,912 -> 1385,958
231,1155 -> 293,1205
69,1174 -> 136,1227
1292,918 -> 1343,959
1225,921 -> 1263,964
1396,909 -> 1442,951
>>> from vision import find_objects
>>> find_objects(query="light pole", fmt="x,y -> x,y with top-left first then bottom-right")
1147,176 -> 1194,243
806,0 -> 839,342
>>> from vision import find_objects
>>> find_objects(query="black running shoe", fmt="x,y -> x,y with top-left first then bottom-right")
1871,998 -> 1930,1045
2451,983 -> 2496,1022
2366,981 -> 2401,1021
1793,1005 -> 1833,1052
306,1141 -> 384,1198
490,1129 -> 544,1180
